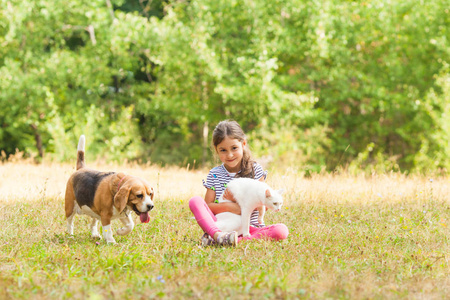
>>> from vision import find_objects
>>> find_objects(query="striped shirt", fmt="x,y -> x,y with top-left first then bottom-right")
203,163 -> 268,227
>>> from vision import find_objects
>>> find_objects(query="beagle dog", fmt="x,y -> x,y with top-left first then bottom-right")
64,135 -> 155,243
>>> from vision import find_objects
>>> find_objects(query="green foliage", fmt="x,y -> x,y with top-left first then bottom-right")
0,0 -> 448,172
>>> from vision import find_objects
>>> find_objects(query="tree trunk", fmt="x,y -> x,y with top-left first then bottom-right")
202,121 -> 209,167
30,124 -> 43,159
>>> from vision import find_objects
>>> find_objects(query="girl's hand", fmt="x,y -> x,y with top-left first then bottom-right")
205,188 -> 241,215
225,202 -> 241,215
223,189 -> 237,202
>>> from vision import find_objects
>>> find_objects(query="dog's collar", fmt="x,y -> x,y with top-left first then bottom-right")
117,175 -> 128,192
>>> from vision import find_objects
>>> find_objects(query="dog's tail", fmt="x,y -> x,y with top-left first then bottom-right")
76,135 -> 86,170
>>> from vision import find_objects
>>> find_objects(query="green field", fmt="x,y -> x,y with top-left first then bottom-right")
1,162 -> 449,299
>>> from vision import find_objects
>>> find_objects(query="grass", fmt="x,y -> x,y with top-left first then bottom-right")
0,161 -> 449,299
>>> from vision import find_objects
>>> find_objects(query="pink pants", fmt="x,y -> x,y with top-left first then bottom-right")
188,196 -> 289,242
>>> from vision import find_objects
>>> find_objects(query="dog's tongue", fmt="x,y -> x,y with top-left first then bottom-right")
140,212 -> 150,223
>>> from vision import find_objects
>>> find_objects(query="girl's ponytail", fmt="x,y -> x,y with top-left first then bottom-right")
235,146 -> 255,178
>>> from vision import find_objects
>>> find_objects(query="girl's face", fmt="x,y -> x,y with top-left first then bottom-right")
215,137 -> 246,173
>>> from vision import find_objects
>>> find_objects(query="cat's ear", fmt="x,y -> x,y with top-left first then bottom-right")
265,189 -> 272,198
277,189 -> 285,195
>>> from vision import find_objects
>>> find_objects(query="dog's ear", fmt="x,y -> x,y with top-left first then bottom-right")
114,186 -> 130,213
265,189 -> 272,198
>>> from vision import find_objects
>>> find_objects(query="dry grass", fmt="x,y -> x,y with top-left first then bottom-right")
0,161 -> 450,299
0,161 -> 206,203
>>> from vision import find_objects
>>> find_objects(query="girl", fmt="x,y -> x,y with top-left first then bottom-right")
188,120 -> 289,246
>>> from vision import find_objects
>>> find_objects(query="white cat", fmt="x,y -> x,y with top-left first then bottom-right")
215,178 -> 284,237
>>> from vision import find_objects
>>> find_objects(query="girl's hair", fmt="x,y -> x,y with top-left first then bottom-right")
212,120 -> 255,178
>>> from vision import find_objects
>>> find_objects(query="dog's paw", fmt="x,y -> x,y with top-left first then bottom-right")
91,233 -> 102,239
116,227 -> 132,236
106,238 -> 117,244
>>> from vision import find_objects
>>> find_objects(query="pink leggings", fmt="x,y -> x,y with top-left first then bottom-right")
188,196 -> 289,242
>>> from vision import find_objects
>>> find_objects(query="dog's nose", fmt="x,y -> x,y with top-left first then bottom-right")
147,204 -> 154,211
